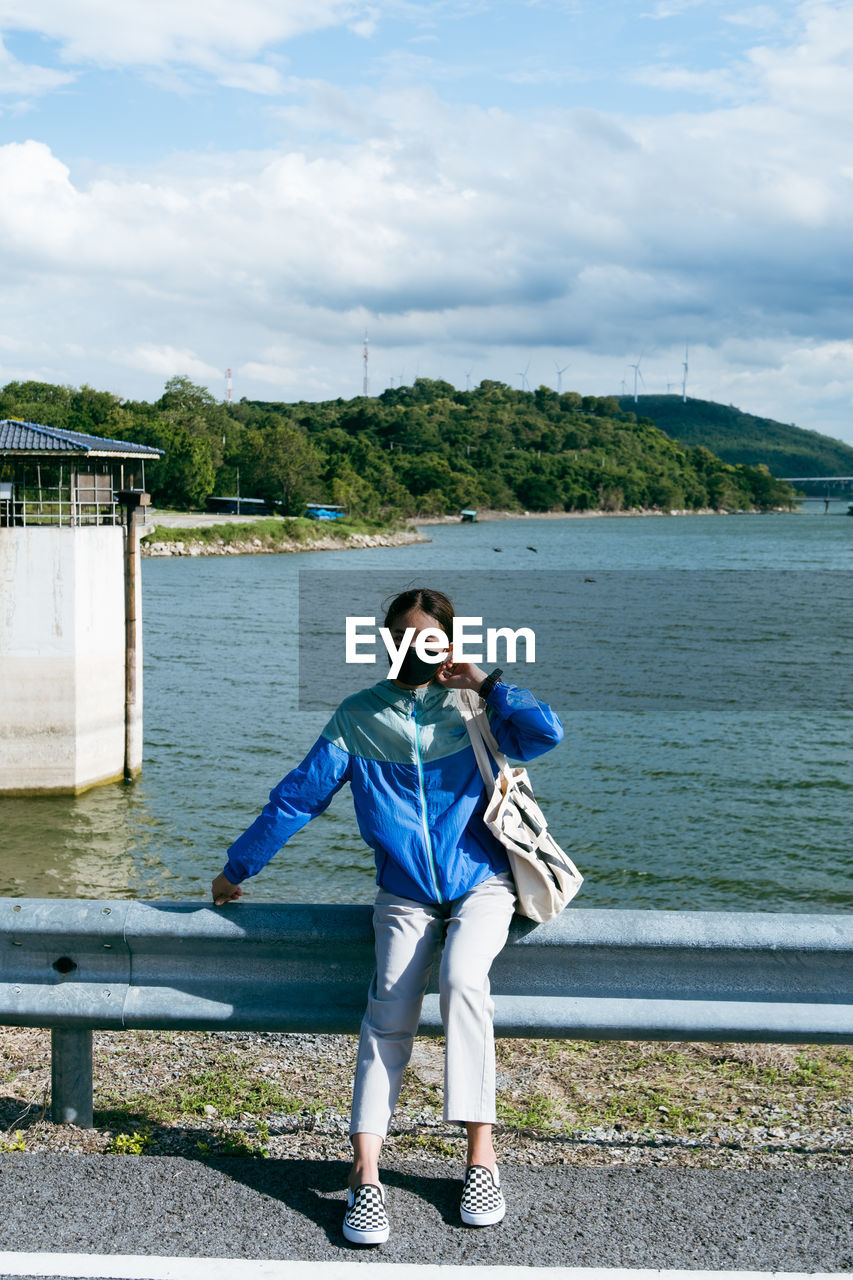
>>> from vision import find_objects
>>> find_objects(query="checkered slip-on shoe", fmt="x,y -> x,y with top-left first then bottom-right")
342,1183 -> 390,1245
460,1164 -> 506,1226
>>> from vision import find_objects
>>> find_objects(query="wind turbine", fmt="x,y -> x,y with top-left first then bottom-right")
682,344 -> 689,403
517,362 -> 531,392
629,357 -> 645,403
554,360 -> 570,394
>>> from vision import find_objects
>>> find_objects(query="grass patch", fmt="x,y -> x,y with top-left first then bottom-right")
95,1053 -> 307,1127
2,1028 -> 850,1166
143,515 -> 409,548
578,1085 -> 705,1133
498,1093 -> 562,1129
170,1065 -> 300,1120
494,1039 -> 853,1139
395,1133 -> 459,1159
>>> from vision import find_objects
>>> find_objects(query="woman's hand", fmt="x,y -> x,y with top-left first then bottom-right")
212,872 -> 243,905
435,661 -> 487,691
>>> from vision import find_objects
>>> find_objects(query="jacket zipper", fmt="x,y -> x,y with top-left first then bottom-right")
411,694 -> 442,903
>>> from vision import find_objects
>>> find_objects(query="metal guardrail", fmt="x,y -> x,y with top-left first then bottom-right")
0,483 -> 121,527
1,900 -> 851,1127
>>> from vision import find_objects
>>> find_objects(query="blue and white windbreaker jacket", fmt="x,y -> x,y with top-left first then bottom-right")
224,678 -> 563,904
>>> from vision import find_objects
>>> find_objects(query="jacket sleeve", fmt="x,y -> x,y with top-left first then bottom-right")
223,734 -> 352,883
484,680 -> 563,762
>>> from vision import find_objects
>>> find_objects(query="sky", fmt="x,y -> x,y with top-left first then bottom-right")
1,0 -> 852,443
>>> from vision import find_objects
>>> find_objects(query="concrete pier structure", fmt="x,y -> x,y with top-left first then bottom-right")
0,421 -> 161,795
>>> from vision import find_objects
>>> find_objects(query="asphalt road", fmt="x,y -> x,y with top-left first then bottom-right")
0,1156 -> 850,1273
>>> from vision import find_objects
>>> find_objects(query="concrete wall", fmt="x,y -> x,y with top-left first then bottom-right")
0,525 -> 141,794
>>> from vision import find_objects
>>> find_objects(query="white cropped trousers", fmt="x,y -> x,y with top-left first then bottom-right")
349,871 -> 517,1137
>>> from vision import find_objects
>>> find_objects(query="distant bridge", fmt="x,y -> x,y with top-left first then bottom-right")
781,476 -> 853,508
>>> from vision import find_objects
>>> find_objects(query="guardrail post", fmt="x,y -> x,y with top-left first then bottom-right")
51,1029 -> 93,1127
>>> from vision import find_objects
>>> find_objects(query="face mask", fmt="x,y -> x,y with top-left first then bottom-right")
396,645 -> 443,686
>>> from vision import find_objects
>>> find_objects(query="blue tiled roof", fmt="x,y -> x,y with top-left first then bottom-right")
0,420 -> 163,459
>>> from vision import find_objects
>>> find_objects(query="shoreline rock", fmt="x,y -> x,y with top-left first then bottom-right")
141,528 -> 428,558
141,504 -> 796,556
414,505 -> 791,525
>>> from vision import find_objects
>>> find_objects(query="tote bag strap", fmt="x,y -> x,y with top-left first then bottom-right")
458,688 -> 512,788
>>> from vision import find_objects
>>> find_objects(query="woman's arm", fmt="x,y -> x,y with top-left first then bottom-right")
481,679 -> 563,761
212,735 -> 352,900
437,661 -> 563,762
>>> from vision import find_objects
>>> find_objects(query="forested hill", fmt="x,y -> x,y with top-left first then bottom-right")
617,395 -> 853,477
0,377 -> 794,516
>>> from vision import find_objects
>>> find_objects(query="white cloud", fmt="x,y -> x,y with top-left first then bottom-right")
0,33 -> 74,97
1,2 -> 853,442
119,344 -> 222,381
724,5 -> 784,28
505,64 -> 590,86
349,5 -> 381,37
697,338 -> 853,434
4,47 -> 848,319
241,359 -> 334,393
214,61 -> 287,96
0,0 -> 377,87
636,0 -> 853,112
630,64 -> 742,98
747,0 -> 853,112
641,0 -> 710,18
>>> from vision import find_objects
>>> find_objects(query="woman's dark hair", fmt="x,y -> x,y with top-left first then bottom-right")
383,588 -> 455,637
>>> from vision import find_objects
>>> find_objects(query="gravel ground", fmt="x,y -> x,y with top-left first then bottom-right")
0,1029 -> 850,1172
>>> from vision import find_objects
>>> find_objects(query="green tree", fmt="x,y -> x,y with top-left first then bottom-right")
237,419 -> 321,514
0,381 -> 73,428
145,422 -> 216,508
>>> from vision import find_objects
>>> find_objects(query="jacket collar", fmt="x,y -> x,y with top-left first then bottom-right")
372,678 -> 452,710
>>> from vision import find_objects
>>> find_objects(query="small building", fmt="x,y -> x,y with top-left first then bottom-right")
460,509 -> 478,523
0,420 -> 162,794
206,496 -> 272,516
305,503 -> 346,521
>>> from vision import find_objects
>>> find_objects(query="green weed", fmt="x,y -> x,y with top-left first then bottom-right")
577,1084 -> 704,1133
790,1054 -> 837,1088
171,1066 -> 296,1119
105,1128 -> 152,1155
498,1093 -> 561,1129
396,1133 -> 458,1159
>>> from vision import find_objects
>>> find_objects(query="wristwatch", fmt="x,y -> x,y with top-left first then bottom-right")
477,668 -> 503,699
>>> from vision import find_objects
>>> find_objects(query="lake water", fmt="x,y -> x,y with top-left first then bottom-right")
2,505 -> 851,911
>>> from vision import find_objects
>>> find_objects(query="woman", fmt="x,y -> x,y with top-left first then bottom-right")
211,587 -> 563,1245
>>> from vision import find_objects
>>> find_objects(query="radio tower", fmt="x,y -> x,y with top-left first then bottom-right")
362,333 -> 370,397
226,368 -> 233,403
